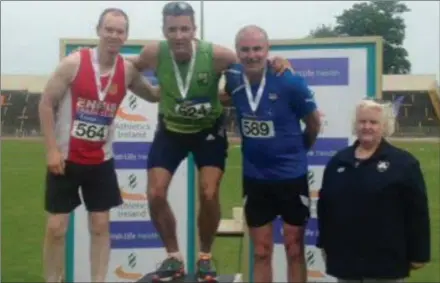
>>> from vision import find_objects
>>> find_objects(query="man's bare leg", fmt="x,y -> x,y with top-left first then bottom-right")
284,223 -> 307,283
43,213 -> 70,282
147,168 -> 180,255
198,166 -> 223,254
88,211 -> 111,282
249,223 -> 274,283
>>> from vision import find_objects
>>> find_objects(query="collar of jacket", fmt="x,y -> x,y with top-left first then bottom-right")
337,138 -> 393,166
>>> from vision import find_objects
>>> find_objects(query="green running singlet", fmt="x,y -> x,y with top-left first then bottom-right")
156,40 -> 223,133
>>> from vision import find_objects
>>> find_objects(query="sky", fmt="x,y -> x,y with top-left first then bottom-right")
1,1 -> 439,80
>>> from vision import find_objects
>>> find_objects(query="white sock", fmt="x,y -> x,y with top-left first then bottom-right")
168,252 -> 183,261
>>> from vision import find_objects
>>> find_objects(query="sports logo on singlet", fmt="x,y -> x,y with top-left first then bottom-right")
71,98 -> 117,142
174,97 -> 212,119
196,72 -> 209,86
241,117 -> 275,139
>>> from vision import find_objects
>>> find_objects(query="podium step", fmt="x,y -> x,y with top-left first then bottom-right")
137,273 -> 241,283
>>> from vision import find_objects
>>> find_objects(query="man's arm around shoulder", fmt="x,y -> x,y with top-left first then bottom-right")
212,45 -> 237,105
126,41 -> 160,72
213,44 -> 238,73
126,61 -> 160,103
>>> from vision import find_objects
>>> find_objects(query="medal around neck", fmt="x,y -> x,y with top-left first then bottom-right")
170,41 -> 197,100
91,48 -> 117,101
243,67 -> 267,114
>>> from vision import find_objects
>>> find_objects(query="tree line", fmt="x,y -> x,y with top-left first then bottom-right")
308,0 -> 411,74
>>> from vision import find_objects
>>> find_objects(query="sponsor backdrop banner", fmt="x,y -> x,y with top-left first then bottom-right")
62,40 -> 196,282
242,38 -> 382,282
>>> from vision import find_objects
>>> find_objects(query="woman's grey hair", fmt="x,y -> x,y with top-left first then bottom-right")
352,99 -> 396,137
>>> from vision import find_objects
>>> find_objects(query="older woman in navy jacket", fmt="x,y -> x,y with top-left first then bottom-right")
317,100 -> 431,282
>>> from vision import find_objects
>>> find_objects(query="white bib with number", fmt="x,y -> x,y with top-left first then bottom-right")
175,102 -> 212,119
71,120 -> 109,142
241,118 -> 275,138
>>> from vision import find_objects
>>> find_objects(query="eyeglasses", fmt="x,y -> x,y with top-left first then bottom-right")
162,1 -> 194,16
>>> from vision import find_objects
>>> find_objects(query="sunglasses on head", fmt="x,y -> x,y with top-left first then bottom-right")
162,1 -> 194,16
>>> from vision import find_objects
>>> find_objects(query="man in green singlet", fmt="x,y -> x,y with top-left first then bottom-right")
129,1 -> 291,281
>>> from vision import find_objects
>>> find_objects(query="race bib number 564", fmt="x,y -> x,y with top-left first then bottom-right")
71,120 -> 108,142
241,119 -> 275,138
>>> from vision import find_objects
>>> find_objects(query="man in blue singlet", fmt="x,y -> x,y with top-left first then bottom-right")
224,25 -> 321,283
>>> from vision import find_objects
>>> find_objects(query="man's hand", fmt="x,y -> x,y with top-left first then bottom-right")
151,87 -> 161,102
218,90 -> 231,105
410,262 -> 426,270
47,148 -> 65,175
129,76 -> 160,103
302,110 -> 321,150
269,57 -> 293,76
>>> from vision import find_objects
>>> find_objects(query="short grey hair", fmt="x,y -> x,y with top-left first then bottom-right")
235,25 -> 269,47
352,99 -> 396,137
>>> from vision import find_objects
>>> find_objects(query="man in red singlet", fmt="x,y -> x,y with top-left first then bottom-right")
38,8 -> 159,282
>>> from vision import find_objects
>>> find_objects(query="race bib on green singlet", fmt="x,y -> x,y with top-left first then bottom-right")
174,98 -> 212,119
241,118 -> 275,139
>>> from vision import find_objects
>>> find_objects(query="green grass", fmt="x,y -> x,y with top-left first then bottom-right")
1,140 -> 439,282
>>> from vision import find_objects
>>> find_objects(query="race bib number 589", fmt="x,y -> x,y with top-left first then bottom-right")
241,119 -> 275,138
71,120 -> 108,142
